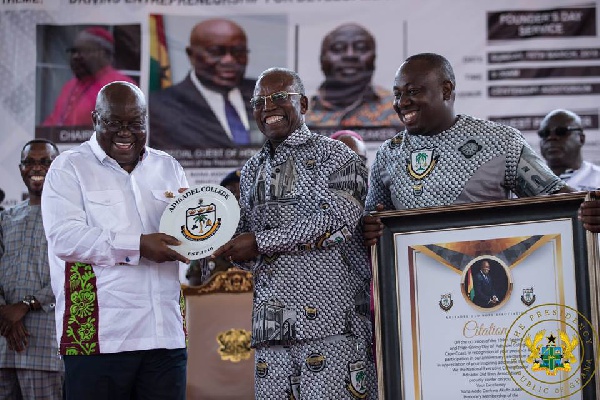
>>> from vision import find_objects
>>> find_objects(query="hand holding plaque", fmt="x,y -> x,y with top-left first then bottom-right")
159,185 -> 240,260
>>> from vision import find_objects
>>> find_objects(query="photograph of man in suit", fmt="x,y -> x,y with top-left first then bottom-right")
472,259 -> 508,309
149,19 -> 261,150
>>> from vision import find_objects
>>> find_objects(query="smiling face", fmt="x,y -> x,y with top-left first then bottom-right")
252,70 -> 308,149
20,142 -> 59,203
392,58 -> 455,136
94,82 -> 147,172
186,19 -> 248,94
539,110 -> 584,175
320,23 -> 375,85
480,261 -> 491,275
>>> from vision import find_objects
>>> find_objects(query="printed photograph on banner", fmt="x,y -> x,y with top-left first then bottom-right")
147,14 -> 288,169
35,24 -> 141,145
297,18 -> 405,144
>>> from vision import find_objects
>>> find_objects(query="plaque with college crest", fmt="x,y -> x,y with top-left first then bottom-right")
159,184 -> 240,260
372,193 -> 600,400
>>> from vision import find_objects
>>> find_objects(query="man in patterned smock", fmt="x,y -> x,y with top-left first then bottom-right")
213,67 -> 377,399
363,53 -> 575,243
0,139 -> 63,399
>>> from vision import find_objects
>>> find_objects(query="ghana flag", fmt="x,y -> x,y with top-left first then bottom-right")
149,14 -> 172,92
466,268 -> 474,301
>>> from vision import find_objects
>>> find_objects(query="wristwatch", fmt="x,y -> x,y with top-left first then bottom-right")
21,295 -> 39,311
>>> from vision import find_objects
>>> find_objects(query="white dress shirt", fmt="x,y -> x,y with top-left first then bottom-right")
560,160 -> 600,191
42,134 -> 188,354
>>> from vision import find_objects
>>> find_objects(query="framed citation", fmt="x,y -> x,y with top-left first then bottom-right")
373,193 -> 599,400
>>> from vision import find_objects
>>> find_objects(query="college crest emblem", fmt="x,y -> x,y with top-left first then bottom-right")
521,287 -> 536,306
524,330 -> 578,375
181,201 -> 221,241
407,148 -> 438,180
345,360 -> 368,399
439,293 -> 453,311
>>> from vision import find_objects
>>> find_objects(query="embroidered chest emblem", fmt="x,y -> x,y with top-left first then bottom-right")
458,139 -> 482,159
407,148 -> 438,180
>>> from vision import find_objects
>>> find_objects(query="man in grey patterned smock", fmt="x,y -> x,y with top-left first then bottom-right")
213,67 -> 376,399
363,53 -> 571,243
0,139 -> 63,399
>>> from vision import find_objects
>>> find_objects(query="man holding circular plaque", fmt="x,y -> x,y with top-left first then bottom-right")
42,81 -> 189,400
213,68 -> 376,399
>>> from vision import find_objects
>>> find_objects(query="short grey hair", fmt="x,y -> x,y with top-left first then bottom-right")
255,67 -> 305,95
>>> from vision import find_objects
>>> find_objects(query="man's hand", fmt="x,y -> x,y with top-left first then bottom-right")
212,233 -> 259,263
140,233 -> 190,264
6,320 -> 29,352
579,198 -> 600,232
0,303 -> 29,325
363,204 -> 385,246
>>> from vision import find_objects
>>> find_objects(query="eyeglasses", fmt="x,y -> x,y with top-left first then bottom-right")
537,126 -> 583,139
194,46 -> 249,61
20,159 -> 53,168
97,115 -> 146,134
250,91 -> 303,110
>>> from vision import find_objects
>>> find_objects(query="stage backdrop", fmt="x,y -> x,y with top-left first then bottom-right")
1,0 -> 599,205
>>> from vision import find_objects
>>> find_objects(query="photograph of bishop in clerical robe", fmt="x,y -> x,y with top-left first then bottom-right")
463,257 -> 511,310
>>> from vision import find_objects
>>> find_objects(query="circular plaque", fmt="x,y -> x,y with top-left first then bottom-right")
159,185 -> 240,260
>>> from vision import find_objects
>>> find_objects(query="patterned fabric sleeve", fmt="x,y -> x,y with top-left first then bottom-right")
254,147 -> 366,256
365,141 -> 395,212
508,130 -> 566,197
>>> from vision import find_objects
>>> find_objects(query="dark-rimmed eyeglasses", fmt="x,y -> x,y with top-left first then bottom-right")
20,159 -> 53,168
97,115 -> 146,134
193,45 -> 249,61
250,91 -> 303,110
537,126 -> 582,139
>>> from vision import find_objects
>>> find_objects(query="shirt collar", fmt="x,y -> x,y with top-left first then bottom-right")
257,123 -> 312,158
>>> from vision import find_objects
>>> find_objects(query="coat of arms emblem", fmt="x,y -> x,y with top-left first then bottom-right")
439,293 -> 453,311
521,287 -> 536,306
524,330 -> 578,376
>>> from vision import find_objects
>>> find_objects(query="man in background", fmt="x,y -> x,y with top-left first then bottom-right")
0,139 -> 63,399
42,81 -> 189,399
539,109 -> 600,191
306,23 -> 401,137
42,27 -> 136,127
150,19 -> 261,149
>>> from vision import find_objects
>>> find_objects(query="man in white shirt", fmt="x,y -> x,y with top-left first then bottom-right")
149,19 -> 262,151
42,81 -> 189,400
539,109 -> 600,191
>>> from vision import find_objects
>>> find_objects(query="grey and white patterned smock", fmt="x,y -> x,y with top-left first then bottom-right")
366,114 -> 565,211
237,124 -> 371,347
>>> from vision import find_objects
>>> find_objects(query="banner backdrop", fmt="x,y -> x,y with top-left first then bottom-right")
1,0 -> 599,206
